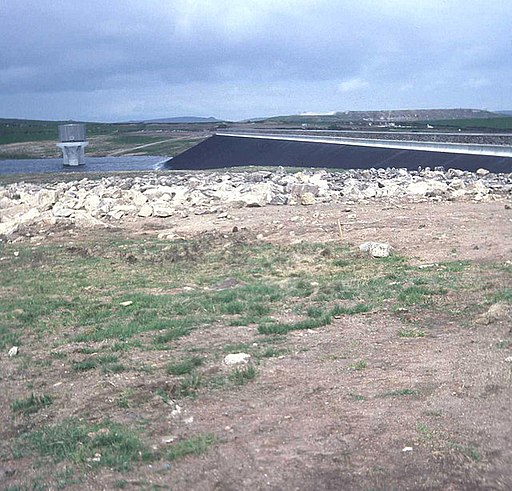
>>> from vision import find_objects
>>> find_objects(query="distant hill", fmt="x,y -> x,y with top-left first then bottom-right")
496,111 -> 512,116
259,109 -> 502,124
136,116 -> 223,124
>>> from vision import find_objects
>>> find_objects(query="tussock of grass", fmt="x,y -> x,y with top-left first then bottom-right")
330,303 -> 370,316
175,372 -> 202,397
258,315 -> 332,335
349,360 -> 368,371
14,419 -> 152,471
153,325 -> 193,345
260,347 -> 287,358
382,388 -> 420,397
229,365 -> 257,385
167,356 -> 203,375
491,288 -> 512,304
398,327 -> 425,338
11,393 -> 53,415
449,442 -> 482,462
72,354 -> 121,372
167,434 -> 218,461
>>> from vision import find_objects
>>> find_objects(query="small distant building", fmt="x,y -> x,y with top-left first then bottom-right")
57,123 -> 88,166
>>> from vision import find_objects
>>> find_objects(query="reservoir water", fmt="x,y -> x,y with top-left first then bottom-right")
0,155 -> 170,175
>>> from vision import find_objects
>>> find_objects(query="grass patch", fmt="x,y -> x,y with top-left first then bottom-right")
14,419 -> 152,471
398,327 -> 425,338
175,372 -> 202,397
11,393 -> 53,415
382,388 -> 420,397
496,340 -> 511,349
166,434 -> 218,461
0,239 -> 479,352
258,315 -> 332,335
349,393 -> 366,401
229,365 -> 257,385
260,347 -> 287,358
448,442 -> 482,462
166,356 -> 203,376
330,303 -> 371,316
349,360 -> 368,371
491,288 -> 512,304
72,354 -> 122,372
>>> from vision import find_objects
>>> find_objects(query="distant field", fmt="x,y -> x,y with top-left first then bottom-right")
0,119 -> 216,159
430,117 -> 512,131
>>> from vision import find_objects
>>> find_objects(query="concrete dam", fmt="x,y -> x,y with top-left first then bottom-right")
167,132 -> 512,173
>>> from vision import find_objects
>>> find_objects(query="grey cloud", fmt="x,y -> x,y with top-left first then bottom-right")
0,0 -> 510,120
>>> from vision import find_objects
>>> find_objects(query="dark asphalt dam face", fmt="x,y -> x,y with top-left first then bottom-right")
167,135 -> 512,173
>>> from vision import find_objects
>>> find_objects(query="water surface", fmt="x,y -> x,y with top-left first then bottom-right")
0,156 -> 170,175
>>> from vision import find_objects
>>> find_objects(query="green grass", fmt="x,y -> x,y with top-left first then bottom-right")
0,118 -> 214,158
11,393 -> 53,415
166,434 -> 218,461
229,365 -> 257,385
430,116 -> 512,130
175,372 -> 202,397
491,288 -> 512,304
0,235 -> 500,354
260,347 -> 287,358
14,419 -> 152,471
382,388 -> 420,397
166,356 -> 204,375
72,354 -> 123,372
496,340 -> 511,349
349,360 -> 368,371
398,327 -> 425,338
448,442 -> 482,462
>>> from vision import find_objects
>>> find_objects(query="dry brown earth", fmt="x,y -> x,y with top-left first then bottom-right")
1,198 -> 511,490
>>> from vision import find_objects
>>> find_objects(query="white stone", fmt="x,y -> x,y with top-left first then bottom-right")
470,180 -> 489,195
143,186 -> 176,199
8,346 -> 19,357
476,168 -> 490,176
84,194 -> 102,214
224,353 -> 251,365
35,189 -> 57,211
359,241 -> 392,258
406,180 -> 448,196
52,205 -> 74,218
0,196 -> 12,209
300,192 -> 316,205
18,207 -> 40,224
108,205 -> 137,219
138,204 -> 153,217
153,206 -> 173,217
123,189 -> 148,207
74,211 -> 108,228
0,221 -> 19,236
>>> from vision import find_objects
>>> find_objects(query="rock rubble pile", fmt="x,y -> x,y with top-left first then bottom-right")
1,167 -> 511,239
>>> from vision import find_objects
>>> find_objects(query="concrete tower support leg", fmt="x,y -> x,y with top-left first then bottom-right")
57,142 -> 89,166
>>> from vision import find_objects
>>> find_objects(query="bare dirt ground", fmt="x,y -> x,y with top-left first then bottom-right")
1,197 -> 512,490
128,199 -> 512,264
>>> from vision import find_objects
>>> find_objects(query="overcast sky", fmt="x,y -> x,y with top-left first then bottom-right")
1,0 -> 511,122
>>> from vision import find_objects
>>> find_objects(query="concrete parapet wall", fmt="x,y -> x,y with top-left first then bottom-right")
217,132 -> 512,158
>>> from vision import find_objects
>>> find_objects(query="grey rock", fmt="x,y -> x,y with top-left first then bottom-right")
224,353 -> 251,365
153,206 -> 173,217
138,204 -> 153,217
359,241 -> 392,258
476,168 -> 490,176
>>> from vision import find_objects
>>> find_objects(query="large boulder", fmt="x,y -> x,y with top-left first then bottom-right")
406,180 -> 448,196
